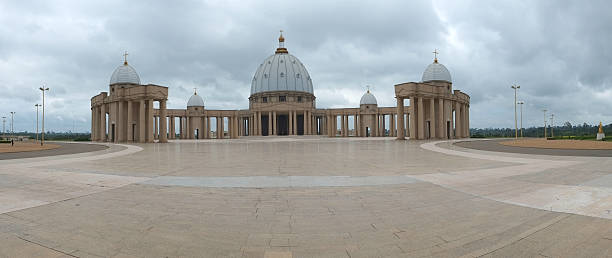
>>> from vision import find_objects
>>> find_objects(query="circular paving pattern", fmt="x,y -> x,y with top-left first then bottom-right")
0,137 -> 609,257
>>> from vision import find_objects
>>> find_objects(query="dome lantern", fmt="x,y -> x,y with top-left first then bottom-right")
275,30 -> 288,54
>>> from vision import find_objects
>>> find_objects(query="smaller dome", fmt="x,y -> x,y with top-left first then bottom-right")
110,63 -> 141,85
187,92 -> 204,107
422,61 -> 452,83
360,90 -> 377,105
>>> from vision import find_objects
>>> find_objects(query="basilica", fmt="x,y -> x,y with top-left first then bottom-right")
90,32 -> 470,143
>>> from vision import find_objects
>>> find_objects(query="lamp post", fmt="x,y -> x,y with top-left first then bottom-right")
1,116 -> 5,136
39,86 -> 49,146
10,112 -> 15,137
517,101 -> 524,138
511,84 -> 520,139
542,109 -> 547,138
35,104 -> 41,143
550,114 -> 554,138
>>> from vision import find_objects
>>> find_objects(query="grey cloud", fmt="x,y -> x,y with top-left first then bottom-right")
0,0 -> 610,132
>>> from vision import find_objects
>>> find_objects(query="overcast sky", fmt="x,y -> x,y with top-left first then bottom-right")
1,0 -> 611,133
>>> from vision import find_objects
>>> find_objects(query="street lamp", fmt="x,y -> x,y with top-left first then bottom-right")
517,101 -> 524,138
1,116 -> 6,137
542,109 -> 547,138
10,112 -> 15,137
39,86 -> 49,146
511,84 -> 520,139
550,114 -> 554,138
35,104 -> 41,143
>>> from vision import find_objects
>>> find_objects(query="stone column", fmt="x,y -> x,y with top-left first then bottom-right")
159,100 -> 167,143
409,97 -> 416,139
228,116 -> 233,139
455,102 -> 461,138
466,104 -> 470,138
154,115 -> 158,140
128,101 -> 135,141
289,111 -> 293,135
146,100 -> 154,142
179,117 -> 183,139
303,110 -> 308,135
326,115 -> 331,136
438,99 -> 444,139
390,113 -> 395,137
268,112 -> 272,136
417,97 -> 424,139
100,104 -> 107,141
353,115 -> 358,137
341,115 -> 346,137
238,117 -> 242,136
169,116 -> 175,139
272,112 -> 277,135
91,107 -> 96,141
397,98 -> 405,140
251,114 -> 255,136
257,112 -> 262,136
429,98 -> 435,139
344,115 -> 349,136
187,116 -> 192,139
293,111 -> 297,135
206,116 -> 211,138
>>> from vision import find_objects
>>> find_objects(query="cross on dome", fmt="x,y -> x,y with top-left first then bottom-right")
123,51 -> 129,65
432,49 -> 439,63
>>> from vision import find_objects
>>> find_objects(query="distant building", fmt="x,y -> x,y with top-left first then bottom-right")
91,32 -> 470,143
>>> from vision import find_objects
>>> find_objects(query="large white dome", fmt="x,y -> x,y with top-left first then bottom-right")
422,61 -> 452,83
360,90 -> 377,105
250,33 -> 314,95
110,62 -> 141,85
187,92 -> 204,107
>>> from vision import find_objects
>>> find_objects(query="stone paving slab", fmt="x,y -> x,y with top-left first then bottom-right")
0,137 -> 609,257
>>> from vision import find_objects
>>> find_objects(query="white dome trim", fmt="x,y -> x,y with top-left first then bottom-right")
360,91 -> 377,105
421,61 -> 452,83
187,93 -> 205,107
110,63 -> 141,85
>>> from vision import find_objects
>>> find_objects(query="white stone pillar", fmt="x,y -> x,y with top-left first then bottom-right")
100,104 -> 107,141
418,97 -> 424,140
455,101 -> 461,138
429,98 -> 435,139
438,99 -> 444,139
159,100 -> 167,143
466,104 -> 470,138
397,98 -> 405,140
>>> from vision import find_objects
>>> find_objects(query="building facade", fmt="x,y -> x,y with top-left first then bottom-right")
91,33 -> 470,143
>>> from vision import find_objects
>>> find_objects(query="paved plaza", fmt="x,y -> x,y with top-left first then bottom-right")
0,137 -> 610,257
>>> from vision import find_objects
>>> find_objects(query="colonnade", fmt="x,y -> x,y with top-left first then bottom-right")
91,99 -> 167,143
396,96 -> 469,140
326,113 -> 400,137
248,110 -> 320,136
157,115 -> 241,139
